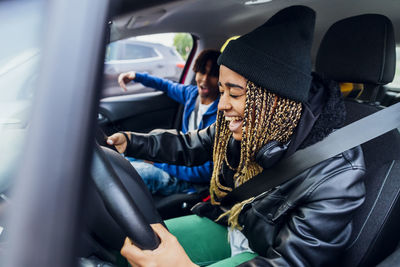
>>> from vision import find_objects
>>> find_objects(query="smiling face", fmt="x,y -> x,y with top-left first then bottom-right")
195,60 -> 219,104
217,65 -> 247,141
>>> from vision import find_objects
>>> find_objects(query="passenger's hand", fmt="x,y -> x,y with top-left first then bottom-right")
118,71 -> 136,92
107,132 -> 130,154
120,224 -> 198,267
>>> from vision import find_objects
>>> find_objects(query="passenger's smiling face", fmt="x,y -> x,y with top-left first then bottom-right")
195,60 -> 219,104
217,65 -> 247,141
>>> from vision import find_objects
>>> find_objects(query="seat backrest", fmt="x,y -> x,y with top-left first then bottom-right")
316,14 -> 400,267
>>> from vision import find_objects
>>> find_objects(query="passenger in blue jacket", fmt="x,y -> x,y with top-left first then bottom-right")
117,49 -> 221,195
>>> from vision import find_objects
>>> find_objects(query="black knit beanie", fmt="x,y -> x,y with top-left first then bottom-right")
217,5 -> 316,103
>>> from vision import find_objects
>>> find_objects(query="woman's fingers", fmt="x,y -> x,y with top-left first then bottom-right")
120,224 -> 170,259
120,237 -> 141,258
106,133 -> 121,145
150,223 -> 170,242
120,225 -> 197,267
106,133 -> 127,153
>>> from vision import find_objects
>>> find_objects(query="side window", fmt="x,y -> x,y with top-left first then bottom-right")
386,47 -> 400,91
102,33 -> 193,97
105,42 -> 118,61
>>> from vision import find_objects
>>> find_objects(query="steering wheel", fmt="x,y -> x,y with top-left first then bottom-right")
90,127 -> 162,250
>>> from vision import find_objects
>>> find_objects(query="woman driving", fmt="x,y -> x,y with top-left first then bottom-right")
107,5 -> 365,267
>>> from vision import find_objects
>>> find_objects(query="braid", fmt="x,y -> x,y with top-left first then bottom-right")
210,110 -> 232,204
210,81 -> 303,223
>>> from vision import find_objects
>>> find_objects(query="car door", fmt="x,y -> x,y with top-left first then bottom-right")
98,91 -> 180,135
99,33 -> 192,135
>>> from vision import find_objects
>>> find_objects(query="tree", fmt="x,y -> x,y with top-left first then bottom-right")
173,33 -> 193,60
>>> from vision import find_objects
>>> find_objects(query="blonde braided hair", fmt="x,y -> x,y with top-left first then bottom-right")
210,81 -> 302,229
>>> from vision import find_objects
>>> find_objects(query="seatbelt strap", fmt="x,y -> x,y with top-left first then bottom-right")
221,102 -> 400,207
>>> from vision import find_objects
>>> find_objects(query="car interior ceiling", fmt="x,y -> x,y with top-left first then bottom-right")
85,0 -> 400,266
111,0 -> 400,50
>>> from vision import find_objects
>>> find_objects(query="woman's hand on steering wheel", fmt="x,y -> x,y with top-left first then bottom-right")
107,132 -> 131,154
121,223 -> 198,267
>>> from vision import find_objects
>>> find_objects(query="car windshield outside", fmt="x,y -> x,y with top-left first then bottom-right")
0,0 -> 43,194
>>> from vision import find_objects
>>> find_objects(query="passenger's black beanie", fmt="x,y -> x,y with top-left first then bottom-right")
217,5 -> 316,102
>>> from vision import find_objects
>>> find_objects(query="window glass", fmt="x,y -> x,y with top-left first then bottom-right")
102,33 -> 193,97
387,47 -> 400,91
105,42 -> 118,61
0,0 -> 43,194
124,44 -> 159,60
0,49 -> 39,101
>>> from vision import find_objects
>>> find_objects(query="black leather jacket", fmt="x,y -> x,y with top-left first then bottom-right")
125,123 -> 366,266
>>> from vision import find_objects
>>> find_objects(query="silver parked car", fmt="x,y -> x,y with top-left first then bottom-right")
102,39 -> 185,97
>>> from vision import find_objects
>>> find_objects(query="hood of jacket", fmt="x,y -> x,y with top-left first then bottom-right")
255,73 -> 346,169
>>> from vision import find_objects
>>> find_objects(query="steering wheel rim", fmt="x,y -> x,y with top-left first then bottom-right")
90,141 -> 161,250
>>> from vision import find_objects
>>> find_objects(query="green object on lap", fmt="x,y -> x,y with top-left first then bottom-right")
165,215 -> 257,266
208,252 -> 257,267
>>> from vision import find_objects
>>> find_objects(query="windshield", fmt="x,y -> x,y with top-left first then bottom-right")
0,0 -> 43,193
0,49 -> 39,101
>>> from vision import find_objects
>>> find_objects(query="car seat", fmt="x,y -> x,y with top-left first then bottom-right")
316,14 -> 400,266
153,184 -> 209,220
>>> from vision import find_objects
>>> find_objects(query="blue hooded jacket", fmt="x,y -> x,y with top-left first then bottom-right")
134,73 -> 219,183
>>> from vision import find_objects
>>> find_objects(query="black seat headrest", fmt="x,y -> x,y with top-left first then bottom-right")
316,14 -> 396,85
